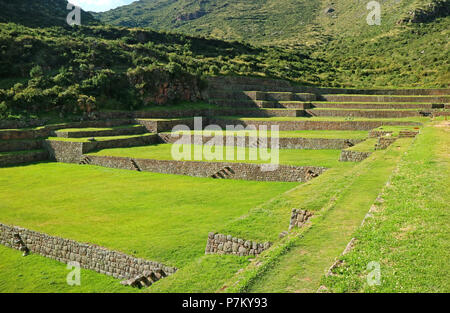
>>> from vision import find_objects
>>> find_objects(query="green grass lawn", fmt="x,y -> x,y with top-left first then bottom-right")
322,122 -> 450,292
225,137 -> 414,293
0,245 -> 134,293
55,125 -> 142,132
0,162 -> 295,270
167,130 -> 369,139
88,144 -> 343,168
47,134 -> 154,142
347,139 -> 377,152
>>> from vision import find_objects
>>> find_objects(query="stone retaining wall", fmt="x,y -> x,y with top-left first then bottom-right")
55,126 -> 146,138
311,102 -> 442,109
375,137 -> 397,150
321,95 -> 449,103
136,118 -> 197,133
98,108 -> 304,119
306,109 -> 421,118
205,76 -> 450,96
0,139 -> 43,152
86,155 -> 326,182
399,131 -> 420,138
45,134 -> 160,163
289,209 -> 313,231
0,119 -> 49,130
0,150 -> 48,166
205,232 -> 271,257
339,150 -> 372,162
0,119 -> 133,141
162,133 -> 362,150
212,118 -> 420,131
0,223 -> 176,281
369,130 -> 394,138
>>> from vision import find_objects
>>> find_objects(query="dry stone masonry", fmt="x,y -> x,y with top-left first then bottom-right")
0,223 -> 176,283
205,232 -> 271,257
375,137 -> 397,150
339,150 -> 372,162
85,155 -> 327,182
289,209 -> 313,231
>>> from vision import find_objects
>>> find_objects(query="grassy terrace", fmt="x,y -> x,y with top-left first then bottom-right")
55,125 -> 143,133
215,116 -> 428,123
347,139 -> 378,152
0,162 -> 295,270
0,245 -> 133,293
88,144 -> 343,168
47,134 -> 154,142
373,125 -> 422,136
310,101 -> 437,105
166,130 -> 369,139
224,137 -> 415,293
322,123 -> 449,292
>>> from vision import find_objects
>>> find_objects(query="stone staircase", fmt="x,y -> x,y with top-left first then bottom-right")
211,166 -> 235,179
204,77 -> 449,119
130,159 -> 141,172
79,156 -> 92,165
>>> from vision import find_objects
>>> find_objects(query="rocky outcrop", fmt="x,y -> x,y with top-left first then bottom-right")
127,67 -> 202,105
176,10 -> 207,21
398,0 -> 449,24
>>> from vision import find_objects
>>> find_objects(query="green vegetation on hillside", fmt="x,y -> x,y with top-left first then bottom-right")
96,0 -> 450,87
0,22 -> 331,120
0,0 -> 98,28
95,0 -> 321,44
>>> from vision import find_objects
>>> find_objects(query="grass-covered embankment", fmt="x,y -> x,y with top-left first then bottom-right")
222,137 -> 414,292
88,144 -> 343,168
322,122 -> 450,292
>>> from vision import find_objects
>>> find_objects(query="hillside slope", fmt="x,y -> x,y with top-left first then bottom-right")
94,0 -> 321,44
95,0 -> 448,45
0,0 -> 98,28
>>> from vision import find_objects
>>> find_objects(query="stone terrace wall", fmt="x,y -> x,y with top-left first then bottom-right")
45,141 -> 85,163
205,76 -> 450,96
45,135 -> 160,164
211,119 -> 420,131
321,95 -> 449,103
55,126 -> 146,138
0,139 -> 43,152
136,118 -> 198,133
205,232 -> 271,257
306,109 -> 421,118
339,150 -> 372,162
0,150 -> 49,166
0,223 -> 176,280
87,155 -> 327,182
97,108 -> 304,119
375,137 -> 397,150
0,119 -> 133,141
0,119 -> 48,130
162,133 -> 362,150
